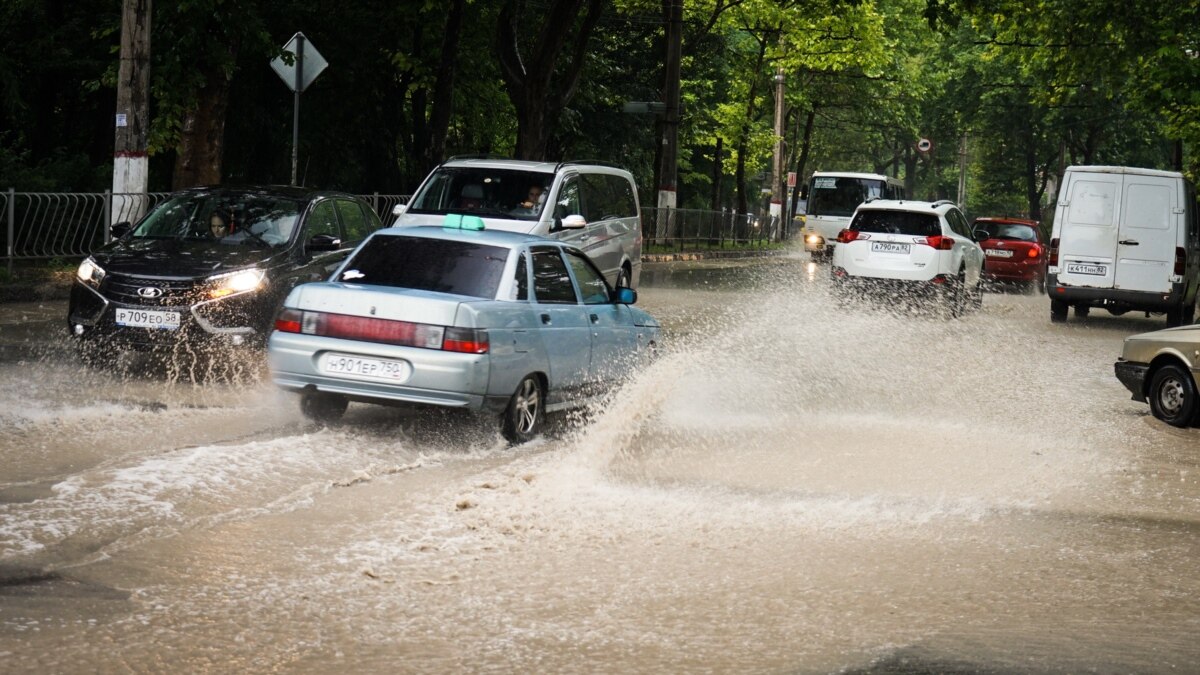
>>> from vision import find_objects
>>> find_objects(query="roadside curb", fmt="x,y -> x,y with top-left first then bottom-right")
0,282 -> 70,304
642,249 -> 786,263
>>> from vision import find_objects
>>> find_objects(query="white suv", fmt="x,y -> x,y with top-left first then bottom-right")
830,199 -> 985,315
393,158 -> 642,289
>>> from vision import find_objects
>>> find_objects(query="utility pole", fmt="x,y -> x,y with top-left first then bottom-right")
656,0 -> 682,240
112,0 -> 151,225
770,67 -> 786,236
956,131 -> 968,207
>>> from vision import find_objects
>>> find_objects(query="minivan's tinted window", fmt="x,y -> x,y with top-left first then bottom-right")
581,174 -> 637,221
407,167 -> 554,221
338,235 -> 509,299
133,193 -> 302,247
851,210 -> 940,236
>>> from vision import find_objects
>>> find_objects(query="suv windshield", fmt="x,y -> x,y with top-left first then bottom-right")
133,193 -> 302,247
407,167 -> 555,221
851,210 -> 940,236
978,222 -> 1037,242
338,235 -> 509,299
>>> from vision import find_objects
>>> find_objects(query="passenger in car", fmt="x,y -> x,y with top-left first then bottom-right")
210,209 -> 232,238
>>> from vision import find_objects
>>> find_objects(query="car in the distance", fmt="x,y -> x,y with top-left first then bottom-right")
267,217 -> 660,443
830,199 -> 985,317
1115,324 -> 1200,427
974,217 -> 1047,292
68,186 -> 382,353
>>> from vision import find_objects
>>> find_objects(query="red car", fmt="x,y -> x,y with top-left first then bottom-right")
973,217 -> 1047,292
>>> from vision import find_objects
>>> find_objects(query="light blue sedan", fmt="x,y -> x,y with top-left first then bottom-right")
267,218 -> 660,443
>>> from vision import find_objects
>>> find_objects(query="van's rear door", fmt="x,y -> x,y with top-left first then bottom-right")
1058,172 -> 1121,288
1114,176 -> 1177,293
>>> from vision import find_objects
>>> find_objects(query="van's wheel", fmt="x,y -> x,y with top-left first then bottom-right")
1075,305 -> 1090,318
501,375 -> 544,444
1148,364 -> 1199,427
1050,299 -> 1068,323
1167,301 -> 1193,327
615,264 -> 632,289
300,392 -> 348,423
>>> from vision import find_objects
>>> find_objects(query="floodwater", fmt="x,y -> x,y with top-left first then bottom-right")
2,255 -> 1198,673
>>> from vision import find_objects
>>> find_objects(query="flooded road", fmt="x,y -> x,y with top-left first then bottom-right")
2,254 -> 1199,673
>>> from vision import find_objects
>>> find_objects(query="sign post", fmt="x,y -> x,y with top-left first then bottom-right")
270,32 -> 328,185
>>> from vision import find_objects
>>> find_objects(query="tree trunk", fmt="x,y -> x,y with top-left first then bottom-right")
788,109 -> 814,219
496,0 -> 605,160
172,70 -> 230,189
424,0 -> 466,172
710,137 -> 723,212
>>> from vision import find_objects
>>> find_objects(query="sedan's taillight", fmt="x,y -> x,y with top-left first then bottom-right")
1028,245 -> 1041,258
916,234 -> 954,250
272,308 -> 488,353
1048,238 -> 1060,266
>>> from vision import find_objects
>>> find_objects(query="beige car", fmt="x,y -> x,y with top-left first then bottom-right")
1115,325 -> 1200,426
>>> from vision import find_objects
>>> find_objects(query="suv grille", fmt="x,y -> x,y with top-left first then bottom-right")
101,273 -> 200,307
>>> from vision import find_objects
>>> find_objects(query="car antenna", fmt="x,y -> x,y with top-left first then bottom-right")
300,157 -> 311,187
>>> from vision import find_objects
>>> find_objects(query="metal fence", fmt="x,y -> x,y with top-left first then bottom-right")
641,206 -> 784,252
0,190 -> 785,272
1,189 -> 410,272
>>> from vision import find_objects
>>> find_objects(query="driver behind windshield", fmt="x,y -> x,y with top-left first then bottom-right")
209,209 -> 232,238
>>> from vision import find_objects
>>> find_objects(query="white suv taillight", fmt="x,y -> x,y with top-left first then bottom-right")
836,229 -> 871,243
914,234 -> 954,250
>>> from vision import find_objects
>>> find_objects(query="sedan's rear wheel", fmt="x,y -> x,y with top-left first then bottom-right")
501,375 -> 544,444
300,392 -> 348,423
1148,364 -> 1199,427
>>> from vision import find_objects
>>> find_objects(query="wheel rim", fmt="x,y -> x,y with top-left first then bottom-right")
513,378 -> 540,433
1157,376 -> 1187,415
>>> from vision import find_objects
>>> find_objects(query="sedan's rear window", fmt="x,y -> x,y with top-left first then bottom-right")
338,235 -> 509,299
850,210 -> 940,237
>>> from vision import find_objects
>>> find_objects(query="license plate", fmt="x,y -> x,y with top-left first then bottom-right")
115,308 -> 180,330
985,249 -> 1014,258
319,353 -> 412,382
1066,263 -> 1107,276
871,242 -> 910,254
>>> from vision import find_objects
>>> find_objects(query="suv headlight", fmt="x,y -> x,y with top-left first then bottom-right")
207,269 -> 265,299
76,257 -> 105,287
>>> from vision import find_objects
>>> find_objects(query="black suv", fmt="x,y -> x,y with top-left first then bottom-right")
68,186 -> 383,351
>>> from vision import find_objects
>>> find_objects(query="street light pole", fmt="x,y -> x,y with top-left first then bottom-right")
770,68 -> 786,237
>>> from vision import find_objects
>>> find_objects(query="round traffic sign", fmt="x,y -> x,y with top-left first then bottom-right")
916,138 -> 933,153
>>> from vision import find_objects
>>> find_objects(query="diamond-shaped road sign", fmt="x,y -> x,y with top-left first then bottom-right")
270,32 -> 328,93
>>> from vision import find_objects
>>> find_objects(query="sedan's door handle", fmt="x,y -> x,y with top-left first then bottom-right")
540,313 -> 552,325
590,313 -> 599,324
1119,239 -> 1139,246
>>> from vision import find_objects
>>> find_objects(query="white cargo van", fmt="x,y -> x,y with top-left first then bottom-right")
1047,165 -> 1199,325
392,158 -> 642,289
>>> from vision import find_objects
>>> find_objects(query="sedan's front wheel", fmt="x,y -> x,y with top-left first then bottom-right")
501,375 -> 544,444
1148,364 -> 1199,427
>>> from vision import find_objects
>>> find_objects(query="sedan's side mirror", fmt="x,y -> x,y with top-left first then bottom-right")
973,229 -> 989,242
307,233 -> 342,252
614,286 -> 637,305
561,214 -> 587,230
110,221 -> 133,239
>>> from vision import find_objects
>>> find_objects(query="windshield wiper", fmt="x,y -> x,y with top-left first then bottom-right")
240,227 -> 271,247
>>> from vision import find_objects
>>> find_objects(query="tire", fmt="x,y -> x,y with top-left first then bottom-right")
940,273 -> 966,319
300,392 -> 348,423
501,375 -> 544,444
972,276 -> 984,310
1148,363 -> 1199,427
1036,275 -> 1046,294
1075,305 -> 1090,318
615,265 -> 632,290
1166,301 -> 1193,327
1050,299 -> 1068,323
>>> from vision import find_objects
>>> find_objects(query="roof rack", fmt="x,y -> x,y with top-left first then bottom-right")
930,199 -> 957,208
555,159 -> 623,172
445,153 -> 511,162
